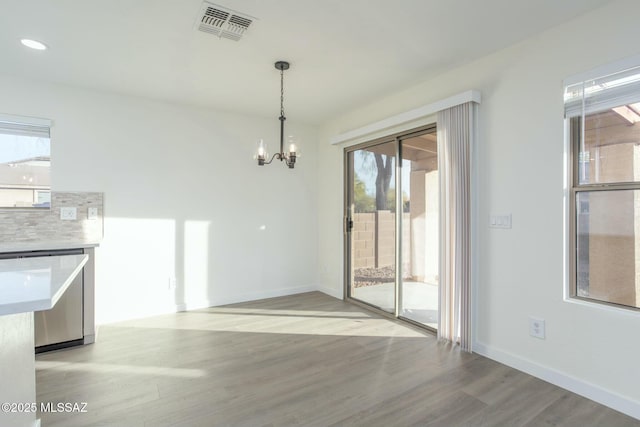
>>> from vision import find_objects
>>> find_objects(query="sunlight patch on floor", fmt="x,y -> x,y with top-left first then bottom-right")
35,360 -> 206,378
108,310 -> 428,338
204,307 -> 373,318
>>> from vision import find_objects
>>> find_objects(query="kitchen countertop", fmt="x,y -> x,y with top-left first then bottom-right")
0,241 -> 100,253
0,254 -> 88,316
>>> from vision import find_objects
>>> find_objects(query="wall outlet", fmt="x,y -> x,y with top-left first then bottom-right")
168,277 -> 177,290
87,207 -> 98,220
529,316 -> 545,339
60,207 -> 77,220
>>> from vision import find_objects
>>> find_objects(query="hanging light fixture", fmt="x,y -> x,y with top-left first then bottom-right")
255,61 -> 298,169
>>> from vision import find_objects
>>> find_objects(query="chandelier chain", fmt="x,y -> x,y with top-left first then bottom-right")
280,68 -> 285,117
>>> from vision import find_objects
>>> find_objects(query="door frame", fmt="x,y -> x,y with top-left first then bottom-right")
343,124 -> 437,330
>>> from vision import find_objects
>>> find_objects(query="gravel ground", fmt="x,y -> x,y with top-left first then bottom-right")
353,266 -> 411,288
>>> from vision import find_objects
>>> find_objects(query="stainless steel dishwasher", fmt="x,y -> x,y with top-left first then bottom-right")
0,249 -> 84,352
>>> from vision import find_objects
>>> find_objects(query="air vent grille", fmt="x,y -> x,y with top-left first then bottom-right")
202,7 -> 229,30
205,7 -> 228,21
196,2 -> 255,41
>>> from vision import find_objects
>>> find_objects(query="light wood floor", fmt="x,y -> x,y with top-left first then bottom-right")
36,292 -> 638,427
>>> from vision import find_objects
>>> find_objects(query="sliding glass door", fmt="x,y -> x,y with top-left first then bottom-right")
346,141 -> 396,313
345,127 -> 439,329
398,133 -> 439,329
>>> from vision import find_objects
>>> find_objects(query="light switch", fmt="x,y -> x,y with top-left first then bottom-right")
489,213 -> 512,229
60,207 -> 77,220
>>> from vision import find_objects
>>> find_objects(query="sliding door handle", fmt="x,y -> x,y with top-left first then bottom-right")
345,217 -> 354,232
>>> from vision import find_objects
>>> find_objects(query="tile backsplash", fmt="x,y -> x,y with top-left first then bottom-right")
0,192 -> 103,243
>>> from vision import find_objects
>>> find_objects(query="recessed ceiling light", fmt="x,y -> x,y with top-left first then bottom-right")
20,39 -> 47,50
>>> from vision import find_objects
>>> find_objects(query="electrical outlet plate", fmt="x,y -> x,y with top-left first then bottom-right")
529,316 -> 545,339
60,207 -> 77,220
87,207 -> 98,220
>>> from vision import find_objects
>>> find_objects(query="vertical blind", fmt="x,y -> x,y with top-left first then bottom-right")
437,101 -> 476,352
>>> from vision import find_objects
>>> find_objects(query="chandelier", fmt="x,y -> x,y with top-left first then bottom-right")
255,61 -> 298,169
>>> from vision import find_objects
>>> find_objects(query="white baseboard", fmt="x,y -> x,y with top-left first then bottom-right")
317,284 -> 343,300
175,285 -> 317,312
474,341 -> 640,420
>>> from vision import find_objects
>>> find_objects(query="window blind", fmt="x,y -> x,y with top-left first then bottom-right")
0,120 -> 50,138
564,65 -> 640,118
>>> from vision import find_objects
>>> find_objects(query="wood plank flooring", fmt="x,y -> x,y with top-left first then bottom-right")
35,292 -> 639,426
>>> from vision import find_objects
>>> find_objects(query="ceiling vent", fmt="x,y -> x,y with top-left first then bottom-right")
196,2 -> 255,41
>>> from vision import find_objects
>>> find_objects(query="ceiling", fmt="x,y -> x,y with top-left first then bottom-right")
0,0 -> 613,125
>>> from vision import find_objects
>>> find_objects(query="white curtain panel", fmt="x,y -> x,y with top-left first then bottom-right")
437,102 -> 475,352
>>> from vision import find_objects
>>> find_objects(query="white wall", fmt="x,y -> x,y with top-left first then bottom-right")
0,75 -> 318,324
317,0 -> 640,417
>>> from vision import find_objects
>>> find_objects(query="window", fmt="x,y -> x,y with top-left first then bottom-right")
0,115 -> 51,209
566,63 -> 640,310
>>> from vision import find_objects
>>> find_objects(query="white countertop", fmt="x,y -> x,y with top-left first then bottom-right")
0,241 -> 100,254
0,254 -> 88,316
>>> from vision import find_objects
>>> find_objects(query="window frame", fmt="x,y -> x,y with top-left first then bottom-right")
566,71 -> 640,313
0,113 -> 52,210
